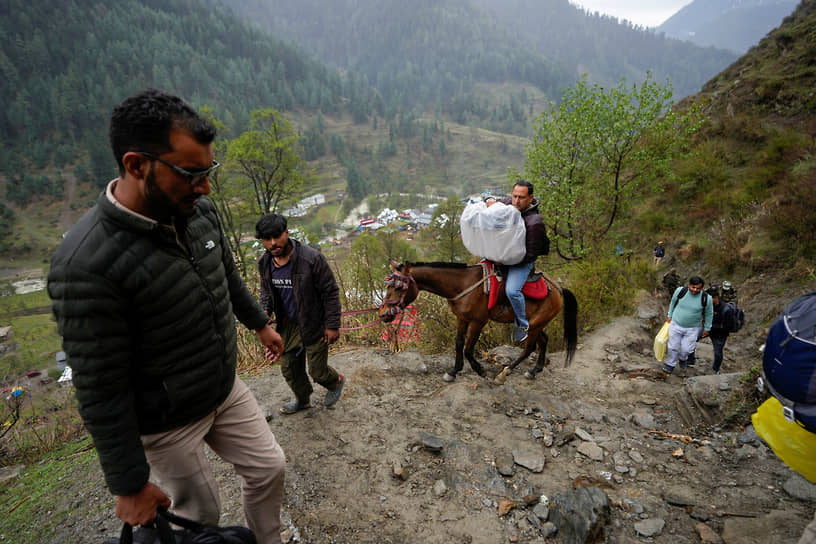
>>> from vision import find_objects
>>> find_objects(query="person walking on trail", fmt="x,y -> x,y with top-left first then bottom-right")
256,213 -> 344,415
653,240 -> 665,266
703,285 -> 733,374
484,180 -> 550,343
47,89 -> 287,543
662,276 -> 713,375
721,280 -> 738,303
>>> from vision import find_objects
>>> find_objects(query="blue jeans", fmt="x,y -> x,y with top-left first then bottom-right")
506,261 -> 535,329
710,334 -> 728,372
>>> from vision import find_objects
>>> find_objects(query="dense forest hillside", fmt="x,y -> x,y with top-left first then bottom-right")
471,0 -> 736,99
0,0 -> 377,200
658,0 -> 799,53
217,0 -> 570,125
226,0 -> 737,102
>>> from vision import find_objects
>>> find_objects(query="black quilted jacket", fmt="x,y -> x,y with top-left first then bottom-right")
48,192 -> 269,495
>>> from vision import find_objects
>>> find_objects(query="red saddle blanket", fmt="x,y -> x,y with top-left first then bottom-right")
484,261 -> 549,310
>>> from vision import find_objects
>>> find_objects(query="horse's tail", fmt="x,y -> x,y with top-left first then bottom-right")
562,288 -> 578,367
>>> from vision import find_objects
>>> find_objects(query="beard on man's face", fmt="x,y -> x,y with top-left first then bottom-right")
144,167 -> 198,219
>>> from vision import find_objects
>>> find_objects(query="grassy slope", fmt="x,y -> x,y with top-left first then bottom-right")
617,2 -> 816,293
0,435 -> 107,543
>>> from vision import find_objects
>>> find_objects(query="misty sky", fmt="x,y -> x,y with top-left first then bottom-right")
570,0 -> 694,27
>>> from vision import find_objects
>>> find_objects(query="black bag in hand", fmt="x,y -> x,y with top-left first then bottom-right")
108,508 -> 256,544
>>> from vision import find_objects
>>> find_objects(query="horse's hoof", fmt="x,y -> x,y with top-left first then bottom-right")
493,368 -> 510,385
524,370 -> 536,380
442,372 -> 456,382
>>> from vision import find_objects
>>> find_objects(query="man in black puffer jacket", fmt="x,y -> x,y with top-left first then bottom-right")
48,89 -> 286,544
256,213 -> 344,415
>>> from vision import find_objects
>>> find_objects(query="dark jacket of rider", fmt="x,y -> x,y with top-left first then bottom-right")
497,196 -> 549,264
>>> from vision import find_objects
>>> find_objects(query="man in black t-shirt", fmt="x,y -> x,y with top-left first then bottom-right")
256,214 -> 344,414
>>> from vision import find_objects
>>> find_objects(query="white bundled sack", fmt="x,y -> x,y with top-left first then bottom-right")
460,201 -> 526,265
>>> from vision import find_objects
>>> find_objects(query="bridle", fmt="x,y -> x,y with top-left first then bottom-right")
381,267 -> 496,315
381,270 -> 417,317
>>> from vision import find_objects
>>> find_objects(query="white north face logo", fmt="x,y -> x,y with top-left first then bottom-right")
204,240 -> 215,250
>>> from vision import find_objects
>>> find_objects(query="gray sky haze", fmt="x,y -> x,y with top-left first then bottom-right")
570,0 -> 694,27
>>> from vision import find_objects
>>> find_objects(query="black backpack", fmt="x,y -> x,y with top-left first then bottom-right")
671,286 -> 708,313
106,509 -> 256,544
722,301 -> 745,333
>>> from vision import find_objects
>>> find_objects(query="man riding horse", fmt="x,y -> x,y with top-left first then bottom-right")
485,180 -> 550,343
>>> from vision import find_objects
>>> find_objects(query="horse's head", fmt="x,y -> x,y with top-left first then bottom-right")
379,261 -> 418,322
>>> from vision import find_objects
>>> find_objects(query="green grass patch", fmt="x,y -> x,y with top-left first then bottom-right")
0,434 -> 110,544
0,289 -> 51,316
0,289 -> 61,381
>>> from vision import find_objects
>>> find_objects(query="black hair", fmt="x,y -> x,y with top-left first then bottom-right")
255,213 -> 288,239
109,88 -> 216,175
688,275 -> 704,286
513,179 -> 534,196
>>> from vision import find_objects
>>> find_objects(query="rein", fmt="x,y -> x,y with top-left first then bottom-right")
447,271 -> 496,301
339,307 -> 384,331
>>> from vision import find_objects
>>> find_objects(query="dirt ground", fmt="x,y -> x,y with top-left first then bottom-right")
32,289 -> 816,544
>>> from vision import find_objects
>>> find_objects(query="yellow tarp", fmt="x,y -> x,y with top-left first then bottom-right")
753,397 -> 816,483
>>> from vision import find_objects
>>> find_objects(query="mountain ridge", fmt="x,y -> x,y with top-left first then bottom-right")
658,0 -> 799,52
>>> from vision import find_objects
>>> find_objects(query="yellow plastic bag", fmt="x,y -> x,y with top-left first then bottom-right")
654,321 -> 670,362
752,397 -> 816,483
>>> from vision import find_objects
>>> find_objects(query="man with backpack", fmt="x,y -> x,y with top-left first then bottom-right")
721,280 -> 738,303
662,276 -> 713,375
704,285 -> 735,374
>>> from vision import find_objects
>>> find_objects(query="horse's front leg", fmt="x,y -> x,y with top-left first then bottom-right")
525,331 -> 549,380
464,319 -> 488,377
443,318 -> 469,382
494,327 -> 540,385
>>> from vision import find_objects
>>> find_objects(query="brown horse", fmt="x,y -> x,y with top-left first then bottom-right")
379,261 -> 577,384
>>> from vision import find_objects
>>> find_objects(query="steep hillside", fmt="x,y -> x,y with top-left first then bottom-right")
219,0 -> 571,114
223,0 -> 736,104
630,0 -> 816,279
0,0 -> 374,199
658,0 -> 799,53
472,0 -> 737,99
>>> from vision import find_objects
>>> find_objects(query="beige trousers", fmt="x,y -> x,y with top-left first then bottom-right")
140,376 -> 286,544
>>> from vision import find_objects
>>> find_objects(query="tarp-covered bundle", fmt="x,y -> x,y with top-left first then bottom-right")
460,201 -> 526,265
762,291 -> 816,433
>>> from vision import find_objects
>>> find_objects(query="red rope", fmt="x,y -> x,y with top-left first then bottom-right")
339,306 -> 384,331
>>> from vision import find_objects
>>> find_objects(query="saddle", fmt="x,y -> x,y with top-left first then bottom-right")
481,261 -> 549,310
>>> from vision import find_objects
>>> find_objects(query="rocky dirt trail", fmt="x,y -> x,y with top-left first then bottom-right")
37,293 -> 816,543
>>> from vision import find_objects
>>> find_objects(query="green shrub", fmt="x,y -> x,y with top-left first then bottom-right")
567,255 -> 654,332
762,169 -> 816,261
637,208 -> 673,233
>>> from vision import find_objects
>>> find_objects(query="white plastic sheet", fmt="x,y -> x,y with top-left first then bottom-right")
460,201 -> 526,265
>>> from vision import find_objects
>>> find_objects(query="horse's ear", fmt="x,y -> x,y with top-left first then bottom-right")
389,259 -> 400,271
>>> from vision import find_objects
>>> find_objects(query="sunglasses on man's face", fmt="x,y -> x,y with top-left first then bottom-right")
136,151 -> 220,187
